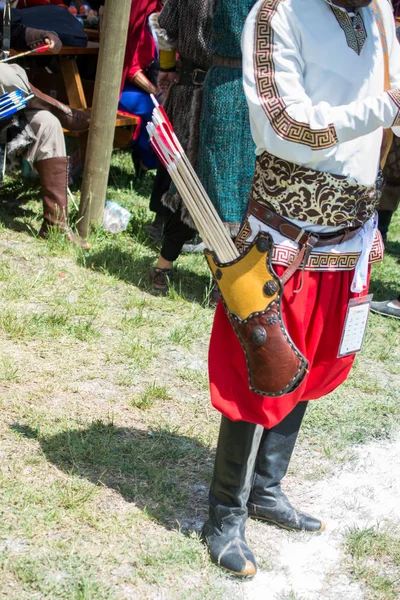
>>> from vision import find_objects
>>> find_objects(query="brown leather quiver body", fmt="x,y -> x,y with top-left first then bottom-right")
204,232 -> 308,396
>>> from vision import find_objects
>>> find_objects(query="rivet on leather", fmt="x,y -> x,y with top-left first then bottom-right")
264,281 -> 278,296
256,237 -> 270,253
264,210 -> 274,223
266,313 -> 278,325
251,326 -> 267,347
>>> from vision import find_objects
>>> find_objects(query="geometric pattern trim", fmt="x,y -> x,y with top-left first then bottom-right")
254,0 -> 339,150
239,228 -> 384,271
331,6 -> 367,56
235,217 -> 252,250
387,89 -> 400,127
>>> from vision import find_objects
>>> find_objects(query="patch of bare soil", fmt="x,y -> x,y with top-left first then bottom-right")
242,434 -> 400,600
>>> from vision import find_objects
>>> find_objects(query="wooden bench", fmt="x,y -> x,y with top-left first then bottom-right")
13,43 -> 139,152
64,110 -> 139,155
83,28 -> 100,43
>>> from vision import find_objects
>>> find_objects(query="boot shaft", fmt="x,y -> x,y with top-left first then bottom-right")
204,417 -> 262,578
210,416 -> 263,509
35,157 -> 69,228
252,401 -> 308,494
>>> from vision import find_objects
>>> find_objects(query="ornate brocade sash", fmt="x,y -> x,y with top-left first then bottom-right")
250,152 -> 378,229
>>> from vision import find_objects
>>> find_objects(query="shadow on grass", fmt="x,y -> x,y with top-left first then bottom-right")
81,244 -> 212,305
11,421 -> 211,531
70,164 -> 155,200
369,276 -> 400,301
108,163 -> 156,196
385,240 -> 400,261
83,148 -> 157,202
0,178 -> 40,234
82,246 -> 155,289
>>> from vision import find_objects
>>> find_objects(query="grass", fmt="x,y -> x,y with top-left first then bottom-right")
0,151 -> 398,598
0,355 -> 20,383
346,526 -> 400,600
132,382 -> 170,409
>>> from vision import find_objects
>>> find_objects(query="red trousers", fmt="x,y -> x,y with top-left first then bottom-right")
208,266 -> 368,429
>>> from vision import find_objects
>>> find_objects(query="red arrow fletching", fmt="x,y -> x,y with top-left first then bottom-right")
35,44 -> 50,54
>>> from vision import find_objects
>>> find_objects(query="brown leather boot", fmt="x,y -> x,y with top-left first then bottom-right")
35,157 -> 91,250
29,85 -> 90,132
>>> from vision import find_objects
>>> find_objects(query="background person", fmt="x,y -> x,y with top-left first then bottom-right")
0,13 -> 90,248
148,0 -> 213,293
118,0 -> 162,181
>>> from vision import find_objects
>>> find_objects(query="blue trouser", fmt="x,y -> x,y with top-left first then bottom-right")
118,82 -> 158,169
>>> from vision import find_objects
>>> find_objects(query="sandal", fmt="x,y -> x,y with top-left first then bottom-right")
150,266 -> 173,293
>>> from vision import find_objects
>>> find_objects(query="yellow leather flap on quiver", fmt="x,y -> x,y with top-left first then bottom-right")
204,233 -> 280,322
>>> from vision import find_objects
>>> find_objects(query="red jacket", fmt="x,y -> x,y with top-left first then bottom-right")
121,0 -> 162,91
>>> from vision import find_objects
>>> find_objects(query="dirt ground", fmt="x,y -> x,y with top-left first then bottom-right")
240,434 -> 400,600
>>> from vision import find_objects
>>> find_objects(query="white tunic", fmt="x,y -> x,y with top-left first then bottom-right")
241,0 -> 398,276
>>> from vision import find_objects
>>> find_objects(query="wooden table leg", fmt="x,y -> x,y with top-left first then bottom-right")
59,57 -> 87,109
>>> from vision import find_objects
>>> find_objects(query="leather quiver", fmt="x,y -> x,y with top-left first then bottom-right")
204,232 -> 308,396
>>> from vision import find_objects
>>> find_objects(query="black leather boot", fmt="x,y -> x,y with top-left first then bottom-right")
248,402 -> 324,533
202,417 -> 263,578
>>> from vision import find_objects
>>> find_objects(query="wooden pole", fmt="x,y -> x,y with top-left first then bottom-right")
77,0 -> 131,237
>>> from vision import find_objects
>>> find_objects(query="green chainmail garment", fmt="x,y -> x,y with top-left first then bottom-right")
196,0 -> 258,225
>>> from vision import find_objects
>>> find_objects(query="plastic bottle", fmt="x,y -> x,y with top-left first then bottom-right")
102,201 -> 131,234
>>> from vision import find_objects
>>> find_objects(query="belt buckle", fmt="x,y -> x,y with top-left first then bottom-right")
192,68 -> 205,85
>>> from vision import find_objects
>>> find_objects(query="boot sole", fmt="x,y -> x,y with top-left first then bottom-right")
249,513 -> 326,533
210,559 -> 257,579
370,307 -> 400,319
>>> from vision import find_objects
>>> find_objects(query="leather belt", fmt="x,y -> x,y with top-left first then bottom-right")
249,199 -> 361,248
178,58 -> 207,86
212,55 -> 242,69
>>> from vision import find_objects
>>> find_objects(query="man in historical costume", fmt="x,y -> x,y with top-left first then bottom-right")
0,7 -> 90,248
369,2 -> 400,319
202,0 -> 398,577
371,137 -> 400,318
148,0 -> 213,291
149,0 -> 259,299
195,0 -> 258,240
375,5 -> 400,244
377,137 -> 400,242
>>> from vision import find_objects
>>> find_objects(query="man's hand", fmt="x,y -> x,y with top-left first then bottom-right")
43,33 -> 62,53
25,28 -> 62,53
157,71 -> 178,100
